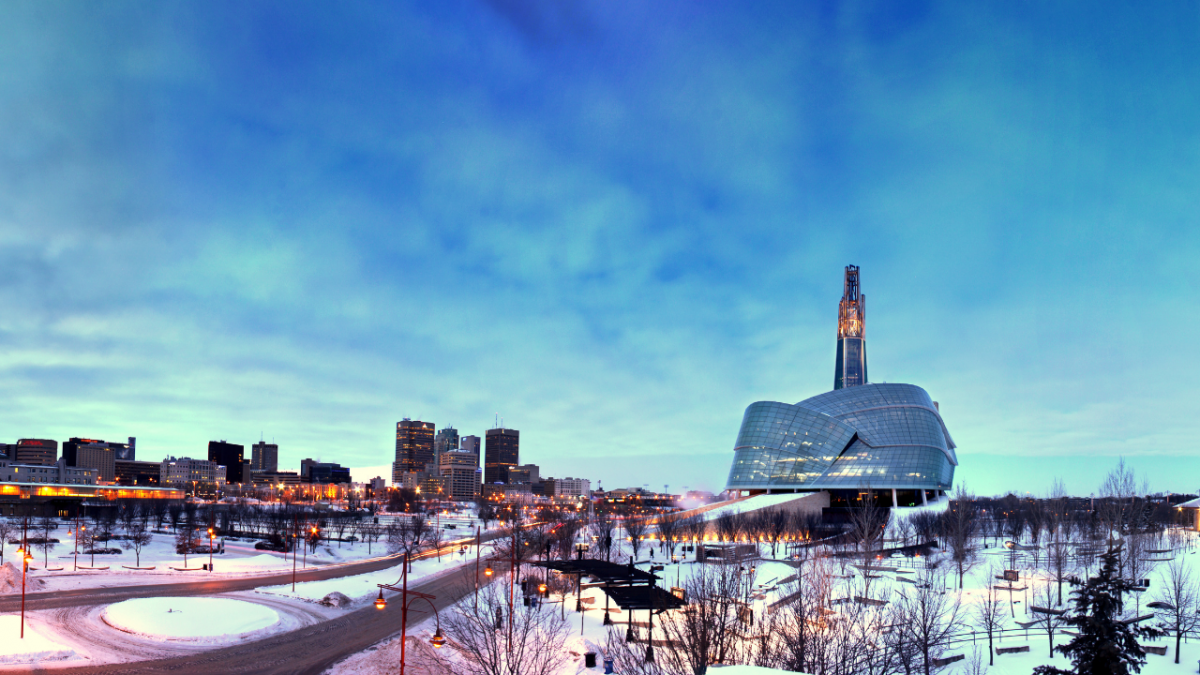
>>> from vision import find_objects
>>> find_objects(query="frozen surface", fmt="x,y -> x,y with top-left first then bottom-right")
0,614 -> 77,665
102,597 -> 280,640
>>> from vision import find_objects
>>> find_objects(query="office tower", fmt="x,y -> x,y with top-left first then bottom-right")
439,451 -> 482,500
77,444 -> 116,483
392,419 -> 435,484
115,460 -> 161,486
15,439 -> 57,465
207,440 -> 246,483
834,265 -> 868,390
460,435 -> 481,459
434,427 -> 459,465
484,427 -> 519,484
251,441 -> 279,473
117,437 -> 136,461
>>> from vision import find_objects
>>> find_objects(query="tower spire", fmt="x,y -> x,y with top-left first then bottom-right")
834,265 -> 868,389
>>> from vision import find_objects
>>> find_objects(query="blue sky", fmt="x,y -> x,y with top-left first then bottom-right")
2,1 -> 1198,497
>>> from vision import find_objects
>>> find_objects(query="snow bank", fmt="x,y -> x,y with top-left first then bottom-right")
0,615 -> 76,665
102,597 -> 279,640
697,493 -> 817,521
0,561 -> 44,594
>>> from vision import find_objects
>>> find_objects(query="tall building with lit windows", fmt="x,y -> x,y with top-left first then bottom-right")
834,265 -> 867,390
725,266 -> 957,507
393,419 -> 435,484
484,427 -> 519,484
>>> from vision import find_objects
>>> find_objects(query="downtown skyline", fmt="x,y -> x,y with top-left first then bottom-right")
2,2 -> 1200,497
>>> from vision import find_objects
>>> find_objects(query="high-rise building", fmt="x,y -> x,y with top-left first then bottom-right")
434,427 -> 460,465
834,265 -> 868,390
439,451 -> 481,501
251,441 -> 279,473
484,427 -> 519,485
393,419 -> 435,484
15,439 -> 57,465
460,435 -> 481,459
77,445 -> 116,483
208,440 -> 246,483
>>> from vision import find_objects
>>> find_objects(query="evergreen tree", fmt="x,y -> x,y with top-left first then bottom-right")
1034,545 -> 1164,675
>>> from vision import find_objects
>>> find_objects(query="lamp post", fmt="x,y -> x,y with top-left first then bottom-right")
207,527 -> 215,572
15,546 -> 32,638
475,526 -> 481,598
68,515 -> 85,572
375,552 -> 442,675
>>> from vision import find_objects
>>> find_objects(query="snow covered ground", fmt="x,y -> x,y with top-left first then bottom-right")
259,543 -> 492,607
0,614 -> 77,666
326,529 -> 1200,675
102,597 -> 280,640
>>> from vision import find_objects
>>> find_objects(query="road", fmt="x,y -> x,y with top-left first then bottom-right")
41,564 -> 489,675
0,530 -> 496,614
1,529 -> 517,673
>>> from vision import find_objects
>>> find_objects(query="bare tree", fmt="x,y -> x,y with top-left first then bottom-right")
943,484 -> 979,589
0,518 -> 12,565
625,516 -> 649,561
764,510 -> 789,558
848,487 -> 889,566
714,512 -> 743,544
592,513 -> 618,562
655,514 -> 680,560
889,567 -> 962,675
1031,580 -> 1066,657
387,515 -> 430,572
36,513 -> 56,566
974,565 -> 1008,666
436,578 -> 571,675
610,561 -> 746,674
123,515 -> 153,566
1153,557 -> 1200,664
176,518 -> 198,567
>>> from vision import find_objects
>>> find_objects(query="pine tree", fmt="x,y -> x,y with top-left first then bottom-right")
1033,544 -> 1164,675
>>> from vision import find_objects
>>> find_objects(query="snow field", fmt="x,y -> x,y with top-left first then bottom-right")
0,614 -> 77,665
102,597 -> 280,640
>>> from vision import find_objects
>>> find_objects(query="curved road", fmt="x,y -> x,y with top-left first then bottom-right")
41,561 -> 503,675
1,531 -> 513,674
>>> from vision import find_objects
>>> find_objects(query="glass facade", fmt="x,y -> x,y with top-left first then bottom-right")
725,383 -> 957,492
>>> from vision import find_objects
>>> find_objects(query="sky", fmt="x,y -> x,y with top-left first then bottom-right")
2,1 -> 1199,498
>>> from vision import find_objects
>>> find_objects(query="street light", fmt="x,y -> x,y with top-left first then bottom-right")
207,528 -> 215,572
14,546 -> 33,639
375,553 -> 443,675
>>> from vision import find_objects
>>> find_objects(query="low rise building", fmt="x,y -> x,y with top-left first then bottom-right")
160,457 -> 227,487
546,477 -> 591,497
0,458 -> 97,485
115,460 -> 161,486
369,476 -> 387,497
251,471 -> 302,488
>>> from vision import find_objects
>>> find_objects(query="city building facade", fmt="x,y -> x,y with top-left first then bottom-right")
77,444 -> 116,483
434,427 -> 460,463
251,441 -> 279,473
160,457 -> 228,487
208,441 -> 246,483
547,476 -> 591,497
439,450 -> 481,501
393,419 -> 435,484
725,266 -> 956,505
484,427 -> 519,484
460,435 -> 481,457
300,459 -> 351,484
0,458 -> 97,485
115,460 -> 161,486
14,439 -> 57,465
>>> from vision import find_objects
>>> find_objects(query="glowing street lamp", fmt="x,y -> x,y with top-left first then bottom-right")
207,528 -> 215,572
375,553 -> 443,674
15,547 -> 33,638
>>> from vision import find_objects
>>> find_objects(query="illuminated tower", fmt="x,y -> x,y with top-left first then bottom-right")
834,265 -> 867,389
